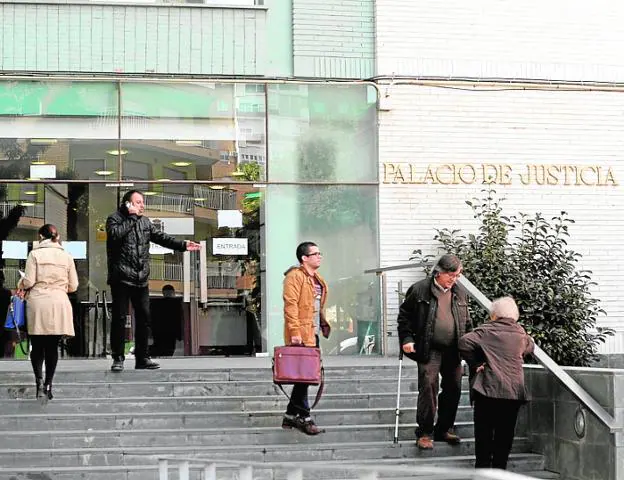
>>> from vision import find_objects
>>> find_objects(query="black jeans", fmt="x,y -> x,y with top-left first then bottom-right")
416,346 -> 463,437
30,335 -> 61,385
473,392 -> 523,469
110,283 -> 152,361
285,335 -> 319,418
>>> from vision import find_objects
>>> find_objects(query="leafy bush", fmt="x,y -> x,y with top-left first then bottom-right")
413,189 -> 613,366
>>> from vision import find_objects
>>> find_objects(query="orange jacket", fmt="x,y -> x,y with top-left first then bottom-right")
283,266 -> 330,346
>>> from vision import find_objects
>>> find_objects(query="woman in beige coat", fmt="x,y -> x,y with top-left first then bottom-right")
18,224 -> 78,400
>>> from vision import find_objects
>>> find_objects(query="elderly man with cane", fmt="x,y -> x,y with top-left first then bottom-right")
396,254 -> 471,450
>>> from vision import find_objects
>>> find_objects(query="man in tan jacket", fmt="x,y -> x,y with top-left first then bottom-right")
281,241 -> 331,435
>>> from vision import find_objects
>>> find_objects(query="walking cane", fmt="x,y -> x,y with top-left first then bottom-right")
393,350 -> 404,444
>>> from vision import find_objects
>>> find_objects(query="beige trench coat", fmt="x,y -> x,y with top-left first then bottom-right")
18,239 -> 78,336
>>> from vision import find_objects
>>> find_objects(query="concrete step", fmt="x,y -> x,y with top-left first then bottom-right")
0,378 -> 432,399
0,438 -> 534,467
0,406 -> 475,431
0,454 -> 550,480
0,391 -> 474,414
0,423 -> 478,449
0,366 -> 425,384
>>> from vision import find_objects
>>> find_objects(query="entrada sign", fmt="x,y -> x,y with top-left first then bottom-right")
383,163 -> 618,186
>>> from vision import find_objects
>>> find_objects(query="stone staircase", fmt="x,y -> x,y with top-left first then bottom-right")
0,357 -> 558,479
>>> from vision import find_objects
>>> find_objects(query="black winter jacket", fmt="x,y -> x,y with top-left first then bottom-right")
397,276 -> 471,363
106,209 -> 187,287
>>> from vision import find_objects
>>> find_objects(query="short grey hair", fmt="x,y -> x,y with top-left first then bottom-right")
433,254 -> 462,276
490,296 -> 520,321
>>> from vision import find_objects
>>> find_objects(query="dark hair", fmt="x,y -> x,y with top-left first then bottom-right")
433,254 -> 462,276
39,224 -> 59,242
296,242 -> 317,263
162,284 -> 175,294
121,190 -> 144,208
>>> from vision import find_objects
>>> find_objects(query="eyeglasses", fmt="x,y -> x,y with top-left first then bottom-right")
440,271 -> 462,280
306,252 -> 322,257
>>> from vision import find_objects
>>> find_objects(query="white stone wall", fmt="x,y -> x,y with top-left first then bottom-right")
379,85 -> 624,353
376,0 -> 624,82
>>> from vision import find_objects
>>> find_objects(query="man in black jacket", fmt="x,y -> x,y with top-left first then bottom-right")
106,190 -> 201,372
397,254 -> 471,450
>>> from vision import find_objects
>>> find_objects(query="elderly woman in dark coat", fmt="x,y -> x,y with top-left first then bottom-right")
458,296 -> 534,470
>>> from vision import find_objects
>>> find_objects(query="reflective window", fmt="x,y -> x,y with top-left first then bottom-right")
0,81 -> 119,181
264,185 -> 380,355
267,84 -> 378,182
0,79 -> 379,357
119,82 -> 266,184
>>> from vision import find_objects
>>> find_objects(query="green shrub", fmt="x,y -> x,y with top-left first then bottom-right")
412,189 -> 613,366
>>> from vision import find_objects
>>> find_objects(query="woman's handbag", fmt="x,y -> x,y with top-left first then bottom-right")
4,295 -> 28,355
272,345 -> 324,409
4,295 -> 25,330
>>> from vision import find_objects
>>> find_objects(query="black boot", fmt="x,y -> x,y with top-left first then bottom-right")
35,379 -> 45,399
44,383 -> 53,400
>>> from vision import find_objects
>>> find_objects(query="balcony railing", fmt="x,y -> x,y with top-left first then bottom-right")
150,261 -> 183,281
149,260 -> 239,287
194,186 -> 238,210
0,202 -> 44,219
144,193 -> 194,215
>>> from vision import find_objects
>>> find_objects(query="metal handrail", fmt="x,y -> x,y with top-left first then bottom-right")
157,457 -> 535,480
364,261 -> 619,433
457,275 -> 619,433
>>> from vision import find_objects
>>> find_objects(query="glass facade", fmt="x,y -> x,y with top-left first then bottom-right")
0,79 -> 379,358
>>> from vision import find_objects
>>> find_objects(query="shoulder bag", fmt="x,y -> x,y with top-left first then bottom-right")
272,345 -> 324,409
4,295 -> 28,355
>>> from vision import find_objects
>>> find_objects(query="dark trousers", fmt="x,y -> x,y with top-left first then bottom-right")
30,335 -> 61,385
473,392 -> 523,469
416,346 -> 462,436
110,283 -> 151,361
285,335 -> 319,418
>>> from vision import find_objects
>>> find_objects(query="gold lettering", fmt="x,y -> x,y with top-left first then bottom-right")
605,167 -> 619,186
383,163 -> 396,183
482,164 -> 499,184
435,164 -> 454,185
499,164 -> 513,185
410,164 -> 425,184
562,165 -> 575,185
423,165 -> 438,184
580,166 -> 597,186
458,164 -> 476,184
385,162 -> 616,187
519,165 -> 531,185
575,166 -> 583,185
533,165 -> 546,185
394,164 -> 407,183
546,165 -> 560,185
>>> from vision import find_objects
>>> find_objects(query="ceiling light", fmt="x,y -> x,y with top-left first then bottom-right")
19,202 -> 35,207
194,197 -> 206,201
105,183 -> 134,188
156,178 -> 171,182
24,191 -> 38,195
171,161 -> 192,167
30,139 -> 58,146
30,161 -> 47,165
106,149 -> 128,156
143,191 -> 158,196
94,170 -> 114,176
175,140 -> 202,146
210,185 -> 225,190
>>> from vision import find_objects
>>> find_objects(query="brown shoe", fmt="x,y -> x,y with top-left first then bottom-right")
434,430 -> 461,445
282,414 -> 324,435
416,435 -> 434,450
298,417 -> 324,435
